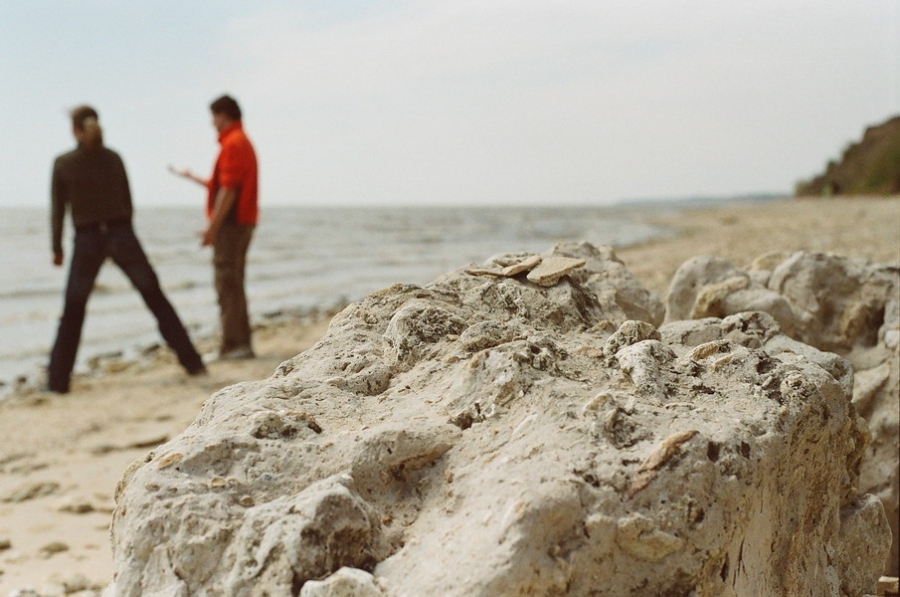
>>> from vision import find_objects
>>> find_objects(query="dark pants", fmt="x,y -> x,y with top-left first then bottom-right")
213,222 -> 255,354
48,221 -> 203,392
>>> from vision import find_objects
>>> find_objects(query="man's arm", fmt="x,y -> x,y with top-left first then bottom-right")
50,159 -> 65,266
201,186 -> 237,246
168,165 -> 209,188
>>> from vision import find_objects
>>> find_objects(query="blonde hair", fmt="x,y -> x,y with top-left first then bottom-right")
70,105 -> 103,148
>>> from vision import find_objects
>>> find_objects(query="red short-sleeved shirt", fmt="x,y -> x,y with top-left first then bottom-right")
207,121 -> 258,225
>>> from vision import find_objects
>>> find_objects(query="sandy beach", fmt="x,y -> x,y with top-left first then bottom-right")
0,196 -> 897,595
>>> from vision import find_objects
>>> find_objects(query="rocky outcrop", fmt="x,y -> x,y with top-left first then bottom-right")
795,114 -> 900,196
666,250 -> 900,575
109,243 -> 891,596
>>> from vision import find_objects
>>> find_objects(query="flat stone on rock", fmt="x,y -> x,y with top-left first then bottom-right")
465,254 -> 542,278
526,255 -> 586,286
500,254 -> 541,276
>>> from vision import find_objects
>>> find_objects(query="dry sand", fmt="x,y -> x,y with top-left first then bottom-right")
0,196 -> 897,594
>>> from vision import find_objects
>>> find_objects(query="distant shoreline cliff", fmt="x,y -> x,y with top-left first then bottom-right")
796,115 -> 900,196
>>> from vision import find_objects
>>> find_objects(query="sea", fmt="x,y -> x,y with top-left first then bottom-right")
0,204 -> 680,396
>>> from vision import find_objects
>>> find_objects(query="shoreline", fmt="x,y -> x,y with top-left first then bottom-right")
0,196 -> 898,594
0,304 -> 345,402
0,202 -> 671,396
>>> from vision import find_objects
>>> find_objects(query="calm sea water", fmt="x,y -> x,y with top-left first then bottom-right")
0,204 -> 676,393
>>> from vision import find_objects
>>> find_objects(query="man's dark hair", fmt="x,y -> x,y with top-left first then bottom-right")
210,95 -> 242,121
70,105 -> 103,147
70,105 -> 99,131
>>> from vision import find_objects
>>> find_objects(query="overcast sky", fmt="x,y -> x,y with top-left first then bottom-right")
1,0 -> 897,208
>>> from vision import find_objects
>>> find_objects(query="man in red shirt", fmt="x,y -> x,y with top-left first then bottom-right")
173,95 -> 259,359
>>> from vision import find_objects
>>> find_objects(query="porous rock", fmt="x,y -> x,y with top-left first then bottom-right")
666,250 -> 900,575
299,567 -> 383,597
109,243 -> 890,596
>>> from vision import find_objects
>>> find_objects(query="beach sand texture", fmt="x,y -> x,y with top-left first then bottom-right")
0,197 -> 897,594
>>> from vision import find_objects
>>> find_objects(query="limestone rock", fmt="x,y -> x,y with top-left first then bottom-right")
299,567 -> 384,597
665,255 -> 745,323
666,250 -> 900,575
109,243 -> 890,596
554,241 -> 666,326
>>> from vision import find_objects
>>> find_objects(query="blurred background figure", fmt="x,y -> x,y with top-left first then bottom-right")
171,94 -> 259,360
48,105 -> 206,393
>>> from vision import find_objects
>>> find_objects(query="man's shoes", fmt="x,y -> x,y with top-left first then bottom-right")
41,384 -> 69,395
187,364 -> 209,377
218,346 -> 255,361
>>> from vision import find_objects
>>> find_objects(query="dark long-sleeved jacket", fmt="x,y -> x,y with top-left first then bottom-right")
51,144 -> 133,254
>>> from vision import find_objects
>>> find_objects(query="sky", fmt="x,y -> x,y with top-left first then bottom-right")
1,0 -> 898,208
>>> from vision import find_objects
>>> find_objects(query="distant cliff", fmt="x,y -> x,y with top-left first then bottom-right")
795,115 -> 900,196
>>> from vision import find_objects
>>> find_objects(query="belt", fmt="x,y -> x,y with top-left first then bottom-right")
75,219 -> 131,233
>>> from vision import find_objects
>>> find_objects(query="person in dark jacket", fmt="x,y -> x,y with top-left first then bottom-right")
47,105 -> 206,393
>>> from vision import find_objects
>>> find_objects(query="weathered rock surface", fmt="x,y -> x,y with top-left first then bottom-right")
666,250 -> 900,575
109,243 -> 891,596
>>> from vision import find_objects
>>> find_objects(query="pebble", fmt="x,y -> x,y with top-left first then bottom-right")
1,481 -> 60,503
57,496 -> 95,514
39,541 -> 69,557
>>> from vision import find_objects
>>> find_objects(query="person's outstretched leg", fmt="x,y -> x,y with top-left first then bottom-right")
107,223 -> 205,374
48,228 -> 106,393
